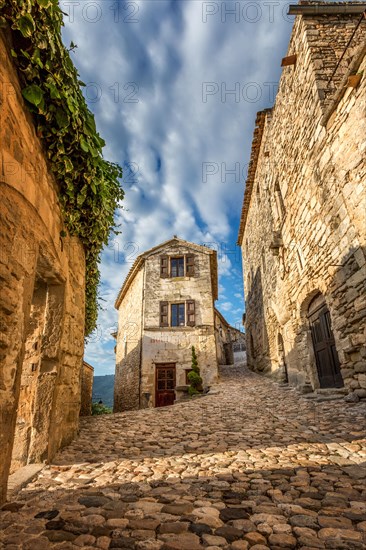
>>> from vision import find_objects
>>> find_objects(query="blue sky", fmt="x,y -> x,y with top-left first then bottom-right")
61,0 -> 294,375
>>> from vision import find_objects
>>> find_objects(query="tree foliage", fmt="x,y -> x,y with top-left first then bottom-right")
91,402 -> 112,415
0,0 -> 124,336
188,345 -> 203,396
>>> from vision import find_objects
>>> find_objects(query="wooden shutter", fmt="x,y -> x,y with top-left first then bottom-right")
186,300 -> 196,326
160,255 -> 169,278
186,254 -> 195,277
160,301 -> 169,327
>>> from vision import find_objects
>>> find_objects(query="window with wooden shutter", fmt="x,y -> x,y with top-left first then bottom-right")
171,257 -> 184,277
186,300 -> 196,326
186,254 -> 195,277
160,301 -> 168,327
160,255 -> 169,278
171,303 -> 185,327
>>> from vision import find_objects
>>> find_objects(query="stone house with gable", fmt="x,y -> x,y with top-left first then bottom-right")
114,237 -> 235,411
237,2 -> 366,397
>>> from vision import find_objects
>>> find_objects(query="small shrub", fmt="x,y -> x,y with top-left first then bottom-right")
92,402 -> 112,415
188,346 -> 203,397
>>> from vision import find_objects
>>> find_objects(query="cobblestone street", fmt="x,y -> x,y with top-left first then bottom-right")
1,366 -> 366,550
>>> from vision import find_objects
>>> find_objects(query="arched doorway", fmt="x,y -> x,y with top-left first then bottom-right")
307,293 -> 343,388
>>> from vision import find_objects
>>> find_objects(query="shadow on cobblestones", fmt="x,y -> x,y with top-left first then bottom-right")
1,366 -> 365,549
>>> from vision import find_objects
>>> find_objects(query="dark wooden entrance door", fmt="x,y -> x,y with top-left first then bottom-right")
308,294 -> 343,388
155,364 -> 176,407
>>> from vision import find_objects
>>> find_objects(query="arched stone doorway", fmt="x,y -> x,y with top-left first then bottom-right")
307,293 -> 343,388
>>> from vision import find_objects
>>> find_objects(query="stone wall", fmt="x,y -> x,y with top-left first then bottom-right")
114,267 -> 144,412
214,309 -> 234,366
80,361 -> 94,416
239,6 -> 366,395
0,31 -> 85,503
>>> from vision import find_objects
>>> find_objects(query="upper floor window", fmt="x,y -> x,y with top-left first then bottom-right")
171,257 -> 184,277
160,254 -> 195,278
160,300 -> 196,327
171,303 -> 185,326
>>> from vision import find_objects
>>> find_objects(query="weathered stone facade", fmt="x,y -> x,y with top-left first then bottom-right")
80,361 -> 94,417
0,31 -> 85,503
114,237 -> 234,411
238,2 -> 366,395
214,313 -> 246,366
215,308 -> 234,366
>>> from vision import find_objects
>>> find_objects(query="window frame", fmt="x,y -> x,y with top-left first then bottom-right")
160,253 -> 196,278
170,302 -> 186,327
170,256 -> 185,278
159,300 -> 196,328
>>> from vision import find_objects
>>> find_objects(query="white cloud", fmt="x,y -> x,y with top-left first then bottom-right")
61,1 -> 292,374
218,301 -> 233,312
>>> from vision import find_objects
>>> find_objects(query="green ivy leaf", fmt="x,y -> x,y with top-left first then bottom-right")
80,136 -> 89,152
15,14 -> 35,37
55,108 -> 69,128
64,157 -> 73,172
47,82 -> 61,99
22,84 -> 44,106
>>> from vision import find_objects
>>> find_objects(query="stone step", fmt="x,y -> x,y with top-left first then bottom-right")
302,392 -> 345,402
314,395 -> 345,402
7,463 -> 44,497
315,388 -> 348,395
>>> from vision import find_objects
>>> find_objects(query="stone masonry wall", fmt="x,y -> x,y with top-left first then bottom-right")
114,267 -> 144,412
241,10 -> 366,394
141,244 -> 218,408
0,32 -> 85,504
80,362 -> 94,416
214,311 -> 234,366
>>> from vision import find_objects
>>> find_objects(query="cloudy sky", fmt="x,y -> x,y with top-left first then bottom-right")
61,0 -> 294,375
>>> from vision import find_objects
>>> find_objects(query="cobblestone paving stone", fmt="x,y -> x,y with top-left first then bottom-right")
1,365 -> 366,550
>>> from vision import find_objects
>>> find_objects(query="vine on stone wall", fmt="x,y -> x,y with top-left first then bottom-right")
0,0 -> 124,336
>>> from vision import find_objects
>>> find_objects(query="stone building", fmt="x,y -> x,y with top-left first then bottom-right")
215,310 -> 246,365
238,2 -> 366,396
80,361 -> 94,417
114,237 -> 235,411
215,308 -> 235,366
0,32 -> 85,502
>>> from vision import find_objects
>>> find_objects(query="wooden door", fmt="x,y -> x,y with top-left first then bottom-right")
155,364 -> 176,407
308,295 -> 343,388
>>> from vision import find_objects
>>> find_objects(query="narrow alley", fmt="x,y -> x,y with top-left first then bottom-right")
1,366 -> 365,550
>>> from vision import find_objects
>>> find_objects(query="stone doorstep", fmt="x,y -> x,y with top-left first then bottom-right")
315,395 -> 346,402
7,463 -> 44,498
315,388 -> 348,395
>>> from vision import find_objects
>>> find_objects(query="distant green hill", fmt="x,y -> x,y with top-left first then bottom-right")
92,375 -> 114,408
